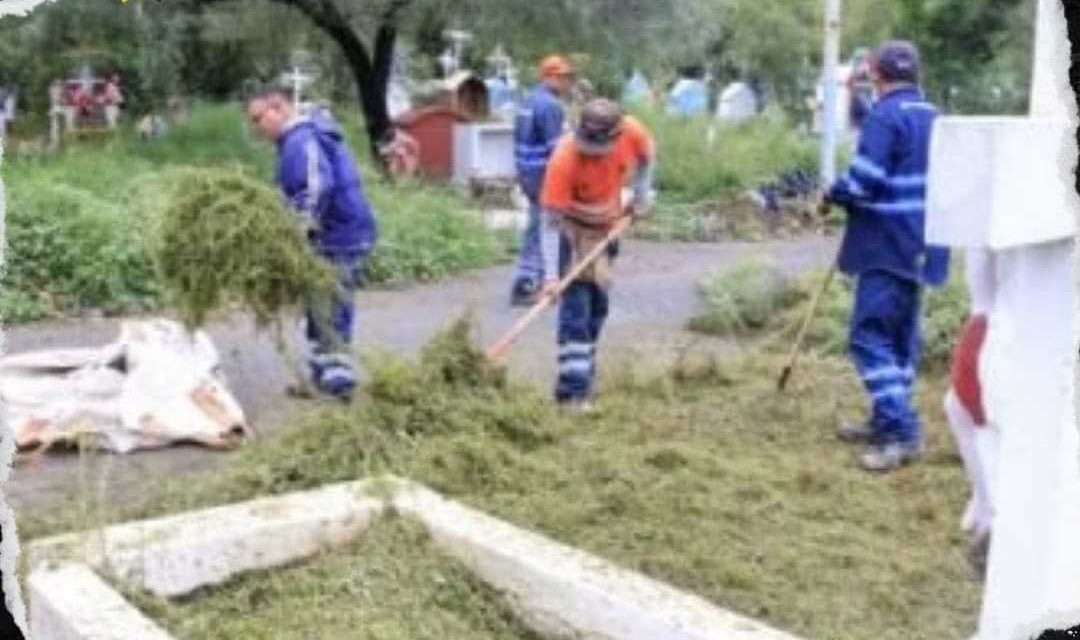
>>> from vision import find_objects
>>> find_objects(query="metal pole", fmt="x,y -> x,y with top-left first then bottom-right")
292,66 -> 301,113
820,0 -> 842,186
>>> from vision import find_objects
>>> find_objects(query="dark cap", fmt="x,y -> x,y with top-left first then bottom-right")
575,98 -> 624,155
873,40 -> 921,84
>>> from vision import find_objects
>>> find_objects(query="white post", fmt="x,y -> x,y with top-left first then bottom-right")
292,65 -> 301,113
820,0 -> 842,186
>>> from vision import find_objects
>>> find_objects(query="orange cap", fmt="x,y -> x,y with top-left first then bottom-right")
539,55 -> 573,79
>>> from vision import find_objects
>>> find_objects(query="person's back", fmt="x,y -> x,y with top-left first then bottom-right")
514,81 -> 564,199
831,80 -> 949,286
276,116 -> 378,257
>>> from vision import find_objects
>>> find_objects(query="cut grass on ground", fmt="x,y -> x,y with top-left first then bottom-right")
125,516 -> 542,640
23,320 -> 982,640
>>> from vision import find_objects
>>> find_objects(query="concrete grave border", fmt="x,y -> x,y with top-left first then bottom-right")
26,476 -> 806,640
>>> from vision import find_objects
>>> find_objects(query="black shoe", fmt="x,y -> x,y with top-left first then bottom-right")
510,279 -> 539,307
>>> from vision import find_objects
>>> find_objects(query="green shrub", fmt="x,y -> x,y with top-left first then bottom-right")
690,259 -> 971,371
1,103 -> 507,324
630,108 -> 818,203
687,260 -> 803,336
363,182 -> 509,286
3,180 -> 160,317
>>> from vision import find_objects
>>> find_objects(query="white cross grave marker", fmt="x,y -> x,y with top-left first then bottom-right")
926,1 -> 1080,637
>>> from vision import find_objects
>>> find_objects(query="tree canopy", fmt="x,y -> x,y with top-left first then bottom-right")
0,0 -> 1035,126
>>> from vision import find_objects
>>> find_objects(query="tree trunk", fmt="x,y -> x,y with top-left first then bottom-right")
196,0 -> 410,170
277,0 -> 408,172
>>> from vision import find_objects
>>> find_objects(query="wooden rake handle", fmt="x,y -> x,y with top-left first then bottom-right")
485,216 -> 633,362
777,261 -> 836,392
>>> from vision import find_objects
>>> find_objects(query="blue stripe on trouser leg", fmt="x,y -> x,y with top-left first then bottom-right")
848,270 -> 923,444
306,251 -> 363,396
513,199 -> 545,284
555,281 -> 608,401
554,232 -> 610,402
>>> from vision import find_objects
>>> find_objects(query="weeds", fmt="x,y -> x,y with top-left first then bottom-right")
1,103 -> 507,324
687,260 -> 803,336
633,195 -> 828,243
691,260 -> 971,371
630,108 -> 818,203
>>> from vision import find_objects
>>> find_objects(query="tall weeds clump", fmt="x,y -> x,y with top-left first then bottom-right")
629,107 -> 817,203
690,259 -> 971,372
155,168 -> 335,330
687,260 -> 803,336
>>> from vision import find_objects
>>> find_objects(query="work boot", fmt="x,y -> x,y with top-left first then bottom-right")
837,420 -> 874,443
858,440 -> 924,473
510,278 -> 539,307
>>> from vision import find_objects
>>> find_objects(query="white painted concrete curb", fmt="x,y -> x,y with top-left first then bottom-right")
29,481 -> 386,598
28,564 -> 173,640
393,482 -> 803,640
27,477 -> 808,640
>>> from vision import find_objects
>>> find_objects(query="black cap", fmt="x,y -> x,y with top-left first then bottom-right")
874,40 -> 921,84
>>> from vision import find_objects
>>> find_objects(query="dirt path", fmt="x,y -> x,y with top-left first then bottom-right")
2,238 -> 837,523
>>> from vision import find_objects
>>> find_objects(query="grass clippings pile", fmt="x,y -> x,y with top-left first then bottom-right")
156,168 -> 336,329
128,516 -> 541,640
690,260 -> 971,371
24,318 -> 982,640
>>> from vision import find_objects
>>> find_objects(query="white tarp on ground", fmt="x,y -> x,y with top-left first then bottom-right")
0,318 -> 250,456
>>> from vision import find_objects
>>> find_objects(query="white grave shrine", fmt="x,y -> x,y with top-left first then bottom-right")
715,81 -> 758,123
926,1 -> 1080,638
621,69 -> 652,106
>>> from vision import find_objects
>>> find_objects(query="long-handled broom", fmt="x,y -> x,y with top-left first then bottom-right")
485,215 -> 633,362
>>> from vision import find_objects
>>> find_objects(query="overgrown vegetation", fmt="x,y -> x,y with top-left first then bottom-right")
127,516 -> 542,640
687,260 -> 804,336
24,317 -> 981,640
633,109 -> 818,204
0,104 -> 507,324
689,260 -> 971,371
633,197 -> 828,243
